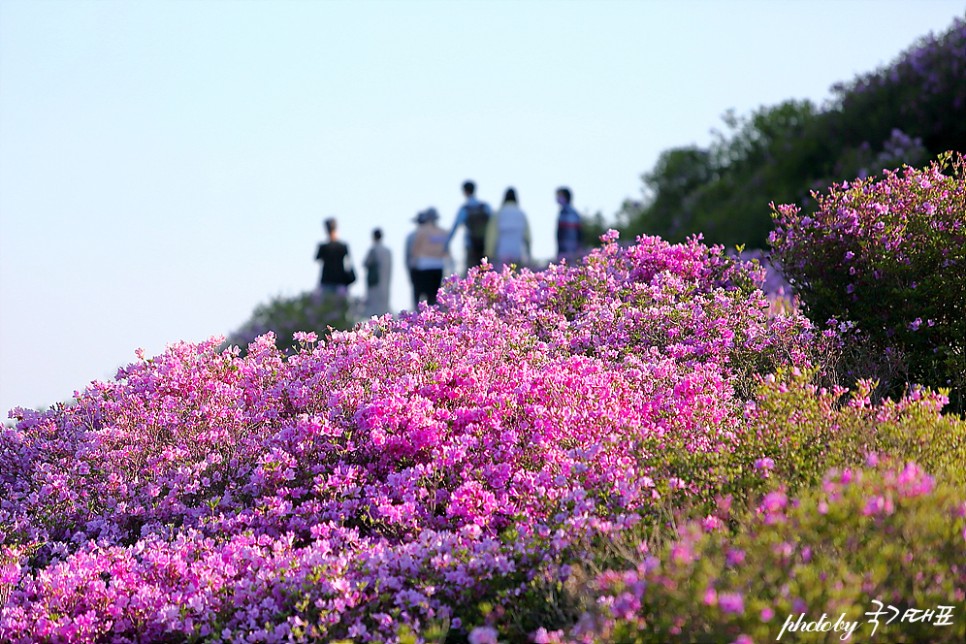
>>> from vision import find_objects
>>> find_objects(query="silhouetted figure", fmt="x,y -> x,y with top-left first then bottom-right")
446,180 -> 492,273
363,228 -> 392,317
411,208 -> 449,308
405,216 -> 418,308
555,186 -> 583,261
486,187 -> 531,270
315,217 -> 355,295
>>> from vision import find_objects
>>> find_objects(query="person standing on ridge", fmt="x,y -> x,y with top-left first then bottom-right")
362,227 -> 392,317
446,180 -> 492,274
315,217 -> 356,294
555,186 -> 584,261
485,187 -> 531,271
411,208 -> 450,308
405,214 -> 419,310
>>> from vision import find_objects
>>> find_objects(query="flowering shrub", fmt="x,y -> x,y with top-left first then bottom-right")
770,153 -> 966,408
732,249 -> 796,315
566,462 -> 966,643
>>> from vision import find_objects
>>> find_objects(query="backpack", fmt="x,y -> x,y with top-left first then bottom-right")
365,253 -> 379,287
465,203 -> 490,253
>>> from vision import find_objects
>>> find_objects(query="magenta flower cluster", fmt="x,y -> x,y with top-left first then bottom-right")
1,232 -> 816,641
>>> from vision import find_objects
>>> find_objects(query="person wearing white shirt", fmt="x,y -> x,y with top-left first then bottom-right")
362,228 -> 392,317
485,187 -> 531,270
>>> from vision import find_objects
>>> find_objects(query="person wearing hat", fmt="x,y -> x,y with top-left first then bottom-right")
405,212 -> 419,309
409,207 -> 450,309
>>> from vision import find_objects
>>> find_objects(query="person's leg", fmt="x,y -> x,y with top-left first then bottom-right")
466,249 -> 484,272
412,269 -> 427,309
426,269 -> 444,306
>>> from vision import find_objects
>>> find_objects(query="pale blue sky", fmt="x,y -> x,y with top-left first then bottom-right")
1,0 -> 963,414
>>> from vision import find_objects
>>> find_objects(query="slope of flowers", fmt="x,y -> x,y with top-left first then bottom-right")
1,233 -> 816,641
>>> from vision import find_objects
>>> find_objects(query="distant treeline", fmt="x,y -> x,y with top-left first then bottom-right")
619,16 -> 966,249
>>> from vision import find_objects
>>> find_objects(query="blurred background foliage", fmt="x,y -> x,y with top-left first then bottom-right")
618,16 -> 965,248
224,290 -> 357,356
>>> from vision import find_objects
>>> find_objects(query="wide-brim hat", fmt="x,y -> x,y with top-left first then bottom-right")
413,207 -> 439,224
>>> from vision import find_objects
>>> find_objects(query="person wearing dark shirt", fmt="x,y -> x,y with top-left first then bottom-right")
445,180 -> 492,274
315,217 -> 355,294
555,186 -> 583,261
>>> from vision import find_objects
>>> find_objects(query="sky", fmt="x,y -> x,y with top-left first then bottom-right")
1,0 -> 964,416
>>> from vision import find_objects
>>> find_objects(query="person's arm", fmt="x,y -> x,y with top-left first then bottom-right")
343,246 -> 355,284
556,212 -> 564,253
445,206 -> 465,249
523,216 -> 532,263
574,207 -> 585,249
484,210 -> 498,261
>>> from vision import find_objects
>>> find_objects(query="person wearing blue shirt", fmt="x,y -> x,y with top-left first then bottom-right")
446,180 -> 492,274
555,186 -> 584,261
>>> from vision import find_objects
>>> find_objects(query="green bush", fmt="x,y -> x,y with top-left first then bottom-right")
599,370 -> 966,553
225,289 -> 358,356
574,462 -> 966,643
